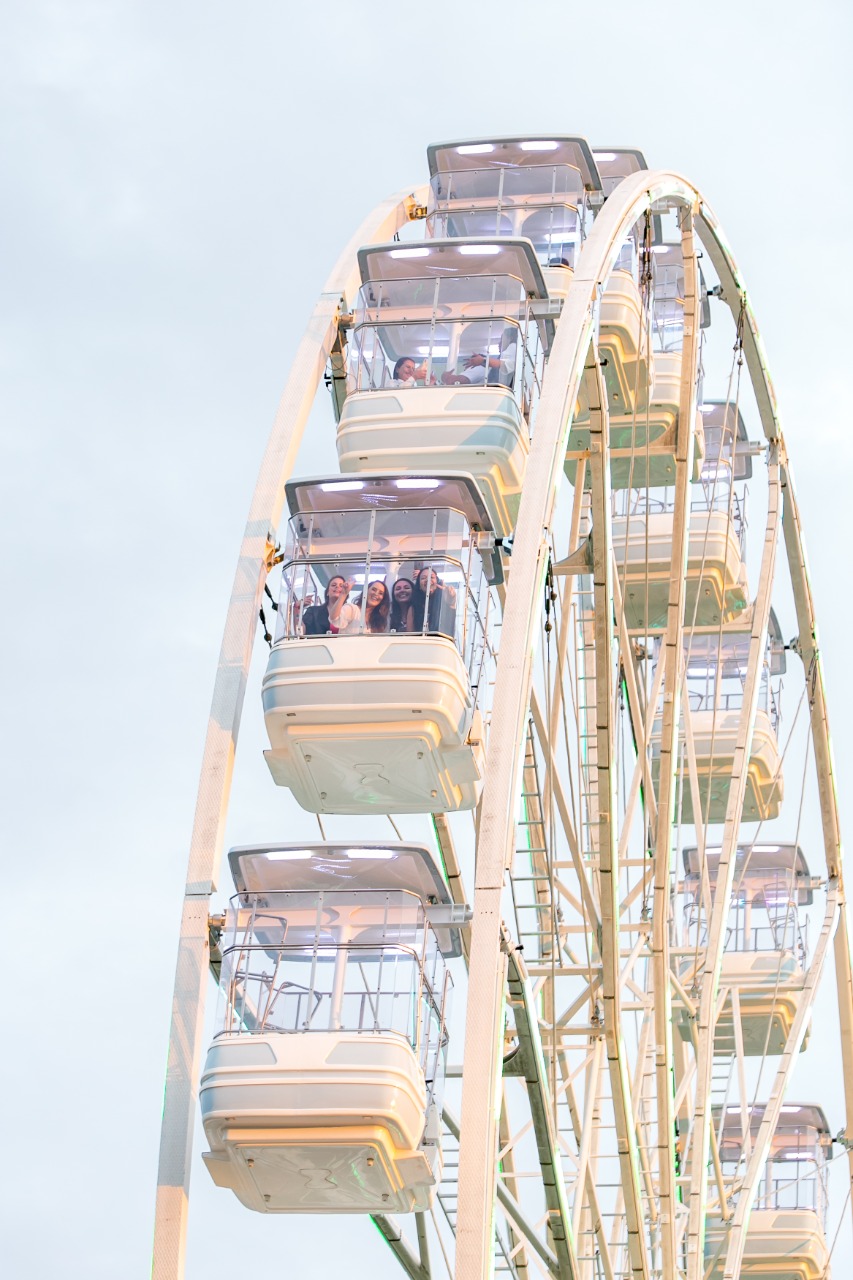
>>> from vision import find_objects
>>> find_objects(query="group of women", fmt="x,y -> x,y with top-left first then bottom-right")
301,568 -> 457,640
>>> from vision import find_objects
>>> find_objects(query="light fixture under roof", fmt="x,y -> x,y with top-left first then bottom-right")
593,151 -> 618,162
266,849 -> 313,860
458,244 -> 501,256
320,480 -> 364,492
389,246 -> 430,259
520,140 -> 558,151
457,143 -> 494,155
395,478 -> 441,489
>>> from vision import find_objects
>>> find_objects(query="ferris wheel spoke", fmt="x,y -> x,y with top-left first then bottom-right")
685,455 -> 781,1278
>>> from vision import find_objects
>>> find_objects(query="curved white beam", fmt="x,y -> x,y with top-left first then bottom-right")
694,204 -> 853,1259
151,184 -> 427,1280
454,170 -> 697,1280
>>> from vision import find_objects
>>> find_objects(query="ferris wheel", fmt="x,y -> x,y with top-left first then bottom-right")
152,137 -> 853,1280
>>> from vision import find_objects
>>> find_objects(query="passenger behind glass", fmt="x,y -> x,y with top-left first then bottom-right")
442,326 -> 517,389
302,575 -> 358,635
390,577 -> 415,633
348,579 -> 391,633
411,567 -> 457,640
391,356 -> 435,388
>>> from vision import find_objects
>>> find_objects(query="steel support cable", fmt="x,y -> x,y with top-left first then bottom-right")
455,170 -> 697,1280
151,184 -> 426,1280
684,452 -> 781,1280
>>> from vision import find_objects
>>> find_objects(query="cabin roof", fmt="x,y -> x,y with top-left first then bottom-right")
427,135 -> 602,192
358,237 -> 548,299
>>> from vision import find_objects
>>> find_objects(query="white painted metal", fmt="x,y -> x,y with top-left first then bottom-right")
154,150 -> 853,1280
151,185 -> 427,1280
454,170 -> 697,1280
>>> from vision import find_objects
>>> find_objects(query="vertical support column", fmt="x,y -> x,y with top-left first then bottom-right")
650,203 -> 700,1276
586,346 -> 651,1280
685,456 -> 780,1279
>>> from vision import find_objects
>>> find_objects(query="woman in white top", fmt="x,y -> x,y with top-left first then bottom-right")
391,356 -> 434,387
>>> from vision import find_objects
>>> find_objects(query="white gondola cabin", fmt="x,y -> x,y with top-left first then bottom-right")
425,135 -> 602,288
201,843 -> 461,1214
261,474 -> 497,814
611,501 -> 749,632
335,239 -> 552,535
651,622 -> 784,823
705,1105 -> 831,1278
566,346 -> 706,490
678,844 -> 815,1054
590,146 -> 648,196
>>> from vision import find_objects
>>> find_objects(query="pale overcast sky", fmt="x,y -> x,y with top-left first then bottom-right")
2,2 -> 852,1276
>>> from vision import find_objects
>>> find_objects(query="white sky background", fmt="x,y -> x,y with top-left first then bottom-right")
2,0 -> 852,1275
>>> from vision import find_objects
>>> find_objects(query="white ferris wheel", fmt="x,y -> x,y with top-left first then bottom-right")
151,136 -> 853,1280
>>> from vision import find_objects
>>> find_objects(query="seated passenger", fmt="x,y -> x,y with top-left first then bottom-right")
442,326 -> 517,389
302,575 -> 359,635
391,356 -> 434,387
411,567 -> 457,640
390,577 -> 415,633
346,579 -> 391,633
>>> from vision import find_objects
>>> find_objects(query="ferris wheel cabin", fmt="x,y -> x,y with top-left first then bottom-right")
261,474 -> 497,814
200,843 -> 460,1214
566,233 -> 708,490
704,1105 -> 832,1278
650,622 -> 785,824
425,134 -> 600,291
335,238 -> 553,535
678,843 -> 815,1055
610,397 -> 755,632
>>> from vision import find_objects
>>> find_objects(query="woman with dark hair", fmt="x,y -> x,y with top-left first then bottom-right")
390,577 -> 415,633
301,575 -> 358,635
410,567 -> 457,640
391,356 -> 436,388
348,579 -> 391,633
